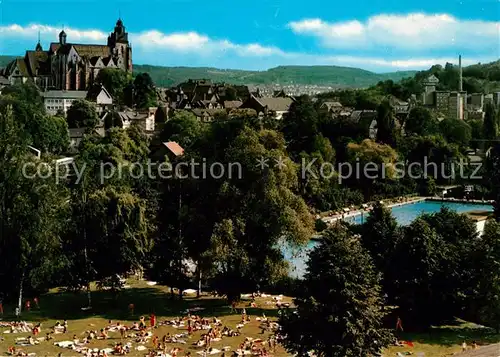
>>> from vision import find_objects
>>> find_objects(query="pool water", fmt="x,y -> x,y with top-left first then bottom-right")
284,200 -> 493,278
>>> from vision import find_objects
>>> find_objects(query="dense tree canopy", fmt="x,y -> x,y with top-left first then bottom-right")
405,107 -> 439,137
0,104 -> 67,306
67,100 -> 100,129
439,118 -> 472,148
95,68 -> 131,103
133,73 -> 157,109
280,225 -> 392,356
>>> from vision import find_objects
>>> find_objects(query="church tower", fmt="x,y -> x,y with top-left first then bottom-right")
107,18 -> 132,72
59,30 -> 67,45
35,31 -> 43,51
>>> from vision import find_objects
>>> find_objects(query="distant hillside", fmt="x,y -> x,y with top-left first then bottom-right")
0,56 -> 16,68
3,52 -> 498,91
133,64 -> 417,88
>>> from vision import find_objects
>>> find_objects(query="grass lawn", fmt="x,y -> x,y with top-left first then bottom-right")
384,321 -> 500,357
0,279 -> 292,357
1,280 -> 499,357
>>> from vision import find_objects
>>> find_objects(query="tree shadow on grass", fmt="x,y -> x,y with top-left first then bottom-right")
2,286 -> 284,322
395,325 -> 500,347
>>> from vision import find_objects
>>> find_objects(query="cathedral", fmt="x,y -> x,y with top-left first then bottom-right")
0,19 -> 132,91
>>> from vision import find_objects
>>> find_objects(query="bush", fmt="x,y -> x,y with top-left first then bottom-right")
315,219 -> 328,232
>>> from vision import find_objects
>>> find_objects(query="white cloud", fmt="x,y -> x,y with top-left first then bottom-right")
0,23 -> 107,42
131,30 -> 284,57
322,55 -> 486,68
289,13 -> 500,50
132,31 -> 210,51
0,22 -> 497,71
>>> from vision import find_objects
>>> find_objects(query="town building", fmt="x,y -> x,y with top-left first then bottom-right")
469,93 -> 484,109
41,90 -> 87,116
40,85 -> 113,116
349,110 -> 378,140
421,56 -> 468,120
87,85 -> 113,114
111,108 -> 157,133
319,101 -> 343,117
240,95 -> 294,119
0,19 -> 132,91
68,127 -> 105,152
422,74 -> 439,106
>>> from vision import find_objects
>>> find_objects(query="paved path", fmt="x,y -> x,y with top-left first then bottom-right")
454,343 -> 500,356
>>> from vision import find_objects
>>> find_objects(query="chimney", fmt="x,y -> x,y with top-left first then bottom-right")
459,55 -> 463,92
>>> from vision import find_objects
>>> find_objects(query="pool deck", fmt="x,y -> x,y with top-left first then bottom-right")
427,197 -> 495,205
320,197 -> 494,225
321,197 -> 426,224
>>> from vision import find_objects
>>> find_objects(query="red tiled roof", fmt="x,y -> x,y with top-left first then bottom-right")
163,141 -> 184,157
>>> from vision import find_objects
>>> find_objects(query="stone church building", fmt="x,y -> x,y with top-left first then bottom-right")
1,19 -> 132,90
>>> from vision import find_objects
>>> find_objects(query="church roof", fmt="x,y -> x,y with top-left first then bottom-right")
102,56 -> 116,66
223,100 -> 242,109
73,44 -> 110,58
41,90 -> 87,99
25,50 -> 50,76
49,43 -> 110,58
255,96 -> 294,112
322,101 -> 343,110
89,56 -> 103,66
6,58 -> 30,77
87,84 -> 112,101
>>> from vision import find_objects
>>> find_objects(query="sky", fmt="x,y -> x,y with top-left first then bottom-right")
0,0 -> 499,72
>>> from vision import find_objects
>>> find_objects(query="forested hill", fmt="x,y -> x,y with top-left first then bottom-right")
2,53 -> 499,91
0,56 -> 15,67
132,64 -> 417,88
0,55 -> 414,88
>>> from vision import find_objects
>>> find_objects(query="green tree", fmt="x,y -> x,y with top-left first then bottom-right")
419,208 -> 479,319
280,225 -> 392,356
390,211 -> 477,327
0,95 -> 69,154
133,73 -> 157,109
1,82 -> 45,114
160,110 -> 206,149
439,117 -> 472,147
361,202 -> 401,300
392,218 -> 445,326
476,220 -> 500,332
483,103 -> 498,141
205,127 -> 314,301
34,115 -> 70,154
281,95 -> 320,159
347,139 -> 398,199
376,100 -> 396,145
63,129 -> 154,306
0,104 -> 67,311
403,135 -> 461,184
406,107 -> 439,137
95,68 -> 130,103
67,100 -> 99,129
467,119 -> 483,151
485,144 -> 500,218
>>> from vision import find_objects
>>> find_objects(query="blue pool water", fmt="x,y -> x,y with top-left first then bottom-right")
284,200 -> 493,278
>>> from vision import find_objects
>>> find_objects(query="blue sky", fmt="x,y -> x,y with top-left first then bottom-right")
1,0 -> 499,72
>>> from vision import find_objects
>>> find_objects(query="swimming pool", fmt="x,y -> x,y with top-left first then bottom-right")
284,200 -> 493,278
